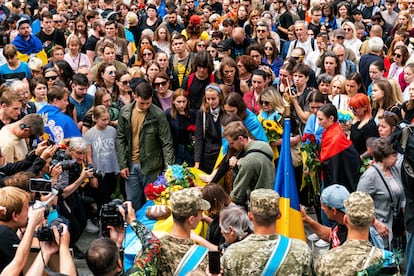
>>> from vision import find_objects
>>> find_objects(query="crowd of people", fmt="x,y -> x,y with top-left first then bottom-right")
1,0 -> 414,274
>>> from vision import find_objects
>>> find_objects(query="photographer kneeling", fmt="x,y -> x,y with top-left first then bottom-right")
55,138 -> 94,259
86,201 -> 161,275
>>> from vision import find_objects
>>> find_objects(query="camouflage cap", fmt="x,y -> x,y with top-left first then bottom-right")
249,189 -> 280,216
170,188 -> 211,216
344,192 -> 375,227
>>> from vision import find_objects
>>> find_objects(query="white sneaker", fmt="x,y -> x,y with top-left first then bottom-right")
85,219 -> 99,233
307,233 -> 320,241
315,239 -> 330,248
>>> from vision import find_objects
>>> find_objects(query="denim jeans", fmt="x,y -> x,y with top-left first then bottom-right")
125,163 -> 158,210
406,232 -> 414,275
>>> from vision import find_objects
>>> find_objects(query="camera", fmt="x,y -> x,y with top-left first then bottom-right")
29,178 -> 52,193
36,220 -> 63,242
50,150 -> 78,171
99,199 -> 126,237
85,164 -> 106,179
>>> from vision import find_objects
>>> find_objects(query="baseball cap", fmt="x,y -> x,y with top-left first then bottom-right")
16,18 -> 31,29
249,189 -> 280,216
170,188 -> 211,216
217,40 -> 231,52
344,191 -> 375,227
320,184 -> 349,212
189,15 -> 201,26
6,14 -> 20,23
334,28 -> 346,38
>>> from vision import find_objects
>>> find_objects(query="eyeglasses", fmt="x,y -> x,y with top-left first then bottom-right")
107,71 -> 116,76
45,75 -> 58,81
265,46 -> 273,50
121,80 -> 130,85
257,29 -> 267,33
54,20 -> 63,23
155,80 -> 168,86
143,52 -> 153,56
393,53 -> 402,58
259,100 -> 270,106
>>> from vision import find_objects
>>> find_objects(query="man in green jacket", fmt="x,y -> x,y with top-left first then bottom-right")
116,81 -> 175,210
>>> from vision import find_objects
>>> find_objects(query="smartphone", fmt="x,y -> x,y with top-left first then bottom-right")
29,178 -> 52,193
208,251 -> 221,274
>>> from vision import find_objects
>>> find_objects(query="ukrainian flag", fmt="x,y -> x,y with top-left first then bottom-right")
274,117 -> 306,241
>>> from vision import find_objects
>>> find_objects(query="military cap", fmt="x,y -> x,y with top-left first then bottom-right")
170,188 -> 210,216
249,189 -> 280,216
344,192 -> 375,227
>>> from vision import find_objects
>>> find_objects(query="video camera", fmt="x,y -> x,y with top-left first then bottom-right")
99,199 -> 127,237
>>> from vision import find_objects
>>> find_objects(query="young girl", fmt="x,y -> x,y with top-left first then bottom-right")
194,84 -> 224,173
165,89 -> 196,166
367,61 -> 385,97
30,77 -> 48,112
84,105 -> 119,210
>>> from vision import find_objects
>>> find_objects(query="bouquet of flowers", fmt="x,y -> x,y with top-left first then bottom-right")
261,119 -> 283,143
144,163 -> 195,204
337,110 -> 354,124
300,133 -> 321,205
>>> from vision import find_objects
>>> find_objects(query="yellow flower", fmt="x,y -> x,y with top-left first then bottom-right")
263,119 -> 283,135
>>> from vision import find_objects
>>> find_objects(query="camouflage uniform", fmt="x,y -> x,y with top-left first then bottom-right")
157,234 -> 208,276
316,239 -> 384,276
157,188 -> 210,276
317,192 -> 398,276
222,234 -> 313,276
222,189 -> 313,276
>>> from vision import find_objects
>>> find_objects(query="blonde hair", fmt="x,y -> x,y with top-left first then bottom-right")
330,75 -> 346,95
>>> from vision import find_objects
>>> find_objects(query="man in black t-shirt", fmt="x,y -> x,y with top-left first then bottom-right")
85,19 -> 105,65
36,11 -> 66,58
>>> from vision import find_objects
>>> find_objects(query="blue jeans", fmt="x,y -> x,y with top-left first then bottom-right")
125,163 -> 158,210
407,232 -> 414,275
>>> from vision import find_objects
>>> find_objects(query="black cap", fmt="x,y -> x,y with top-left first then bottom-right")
218,40 -> 231,52
6,14 -> 20,23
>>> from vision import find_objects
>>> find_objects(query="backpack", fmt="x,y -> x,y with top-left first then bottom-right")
391,121 -> 414,175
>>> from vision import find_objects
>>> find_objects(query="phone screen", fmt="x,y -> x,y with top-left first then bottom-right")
208,251 -> 221,274
29,179 -> 52,193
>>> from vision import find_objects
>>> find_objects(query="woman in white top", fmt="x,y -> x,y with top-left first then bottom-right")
342,21 -> 362,62
388,45 -> 409,81
152,24 -> 171,57
64,34 -> 91,72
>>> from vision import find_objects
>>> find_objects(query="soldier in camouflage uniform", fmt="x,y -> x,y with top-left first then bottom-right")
157,188 -> 211,276
316,192 -> 398,276
221,189 -> 313,276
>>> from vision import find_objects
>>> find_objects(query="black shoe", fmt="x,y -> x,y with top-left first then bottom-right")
73,246 -> 85,259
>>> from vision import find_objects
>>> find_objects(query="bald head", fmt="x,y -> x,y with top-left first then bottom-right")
370,25 -> 383,37
232,27 -> 245,44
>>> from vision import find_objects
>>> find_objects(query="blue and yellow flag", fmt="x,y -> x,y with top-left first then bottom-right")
274,117 -> 306,241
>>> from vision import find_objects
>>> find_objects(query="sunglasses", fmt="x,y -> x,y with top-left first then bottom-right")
393,53 -> 402,58
257,29 -> 267,33
265,46 -> 273,50
45,75 -> 58,81
259,100 -> 270,106
121,80 -> 130,85
343,28 -> 351,31
54,20 -> 63,23
197,44 -> 206,47
155,80 -> 168,86
292,56 -> 303,60
350,106 -> 360,112
107,71 -> 116,76
143,52 -> 153,56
